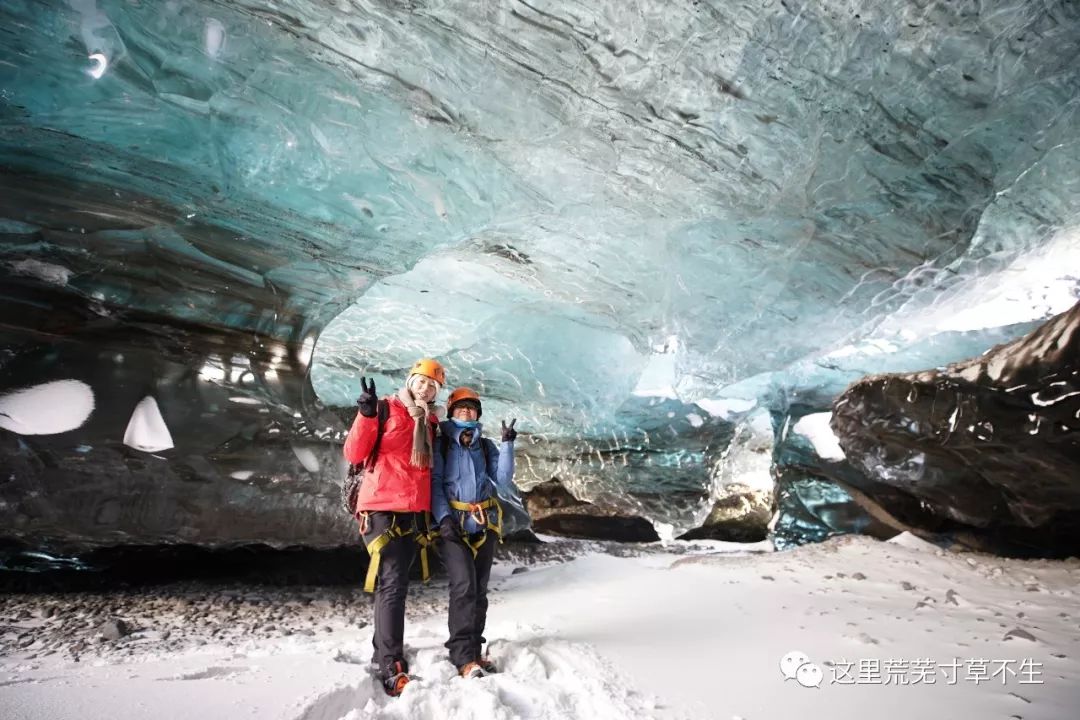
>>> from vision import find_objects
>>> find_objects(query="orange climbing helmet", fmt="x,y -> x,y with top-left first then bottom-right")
410,358 -> 446,386
446,386 -> 482,417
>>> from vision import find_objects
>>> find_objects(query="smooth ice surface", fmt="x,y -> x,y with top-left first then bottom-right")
3,0 -> 1077,408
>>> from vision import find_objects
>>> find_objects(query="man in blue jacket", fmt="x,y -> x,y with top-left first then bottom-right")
432,387 -> 517,678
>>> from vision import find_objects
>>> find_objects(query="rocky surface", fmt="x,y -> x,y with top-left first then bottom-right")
0,537 -> 718,663
523,480 -> 660,543
678,486 -> 772,542
0,583 -> 384,663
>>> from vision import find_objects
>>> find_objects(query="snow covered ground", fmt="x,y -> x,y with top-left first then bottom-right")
3,534 -> 1079,719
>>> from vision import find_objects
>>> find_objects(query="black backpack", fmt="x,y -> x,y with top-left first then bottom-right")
339,399 -> 391,515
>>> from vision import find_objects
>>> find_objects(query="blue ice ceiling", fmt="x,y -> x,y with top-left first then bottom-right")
1,0 -> 1079,548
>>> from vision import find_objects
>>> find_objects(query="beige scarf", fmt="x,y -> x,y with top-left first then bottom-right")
398,385 -> 435,468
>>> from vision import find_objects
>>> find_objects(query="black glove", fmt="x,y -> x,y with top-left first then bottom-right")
439,515 -> 458,542
356,377 -> 378,418
501,418 -> 518,442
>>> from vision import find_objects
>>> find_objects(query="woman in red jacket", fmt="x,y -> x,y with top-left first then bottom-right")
343,357 -> 445,697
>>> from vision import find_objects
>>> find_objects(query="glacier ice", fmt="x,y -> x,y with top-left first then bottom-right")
0,0 -> 1078,552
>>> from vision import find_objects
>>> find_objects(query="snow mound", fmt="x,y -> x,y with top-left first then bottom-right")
886,531 -> 943,553
295,638 -> 661,720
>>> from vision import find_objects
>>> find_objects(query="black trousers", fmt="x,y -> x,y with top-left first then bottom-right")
440,529 -> 497,667
360,511 -> 424,674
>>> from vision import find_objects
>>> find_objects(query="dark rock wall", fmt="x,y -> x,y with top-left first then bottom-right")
832,301 -> 1080,556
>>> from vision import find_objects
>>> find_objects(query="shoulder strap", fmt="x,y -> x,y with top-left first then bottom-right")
481,437 -> 495,476
364,399 -> 391,470
440,431 -> 451,466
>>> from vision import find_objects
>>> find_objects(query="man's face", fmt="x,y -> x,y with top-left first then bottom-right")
451,402 -> 480,422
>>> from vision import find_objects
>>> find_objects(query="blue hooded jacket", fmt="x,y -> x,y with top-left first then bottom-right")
431,420 -> 515,533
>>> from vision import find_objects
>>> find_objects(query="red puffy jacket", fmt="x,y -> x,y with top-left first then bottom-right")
343,396 -> 437,513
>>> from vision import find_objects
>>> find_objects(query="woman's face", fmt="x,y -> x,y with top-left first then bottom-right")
409,374 -> 439,403
451,403 -> 479,422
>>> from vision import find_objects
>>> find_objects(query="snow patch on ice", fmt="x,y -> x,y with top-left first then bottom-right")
7,259 -> 73,286
291,444 -> 321,474
791,412 -> 845,460
123,396 -> 174,452
0,379 -> 94,435
694,396 -> 756,419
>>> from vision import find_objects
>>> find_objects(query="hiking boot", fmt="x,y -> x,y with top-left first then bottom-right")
381,660 -> 410,697
478,656 -> 498,674
458,661 -> 485,679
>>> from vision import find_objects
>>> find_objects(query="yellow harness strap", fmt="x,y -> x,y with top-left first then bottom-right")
414,514 -> 435,584
360,513 -> 435,593
448,497 -> 504,557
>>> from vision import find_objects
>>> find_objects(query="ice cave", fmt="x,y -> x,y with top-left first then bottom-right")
0,1 -> 1079,716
